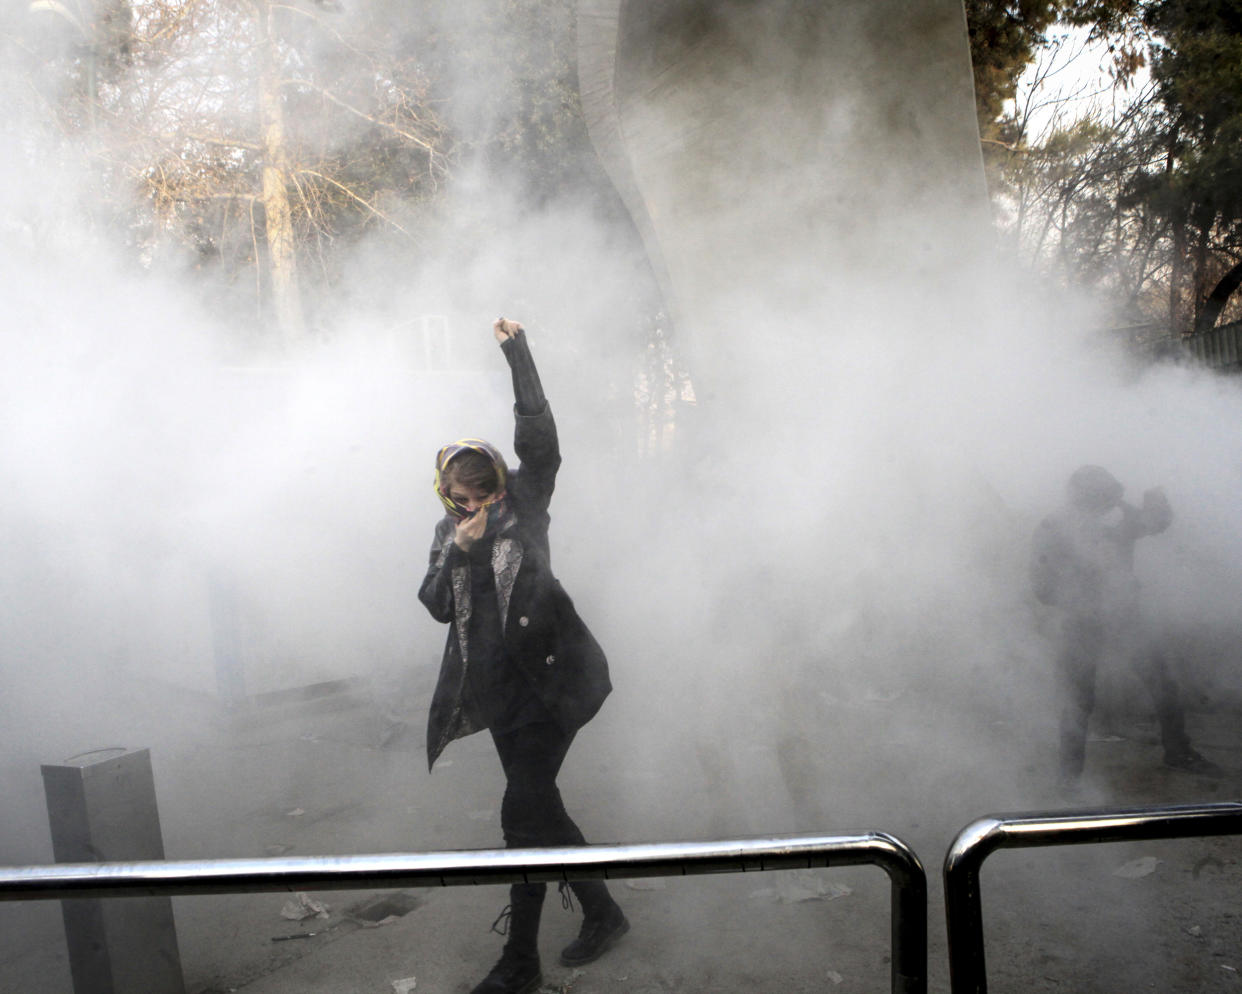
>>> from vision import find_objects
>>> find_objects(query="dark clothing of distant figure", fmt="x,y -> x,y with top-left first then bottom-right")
1030,471 -> 1189,780
417,330 -> 621,974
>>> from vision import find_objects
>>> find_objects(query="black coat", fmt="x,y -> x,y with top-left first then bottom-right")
1030,489 -> 1172,617
418,344 -> 611,769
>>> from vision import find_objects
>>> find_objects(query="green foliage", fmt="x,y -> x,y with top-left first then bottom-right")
1134,0 -> 1242,325
1146,0 -> 1242,222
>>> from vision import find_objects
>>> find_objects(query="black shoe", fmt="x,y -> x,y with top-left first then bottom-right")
559,906 -> 630,967
1164,749 -> 1224,777
470,952 -> 541,994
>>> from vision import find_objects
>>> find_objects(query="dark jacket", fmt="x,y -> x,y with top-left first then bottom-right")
418,333 -> 611,769
1030,488 -> 1172,617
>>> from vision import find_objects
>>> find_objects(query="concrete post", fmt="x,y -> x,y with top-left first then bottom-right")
41,747 -> 185,994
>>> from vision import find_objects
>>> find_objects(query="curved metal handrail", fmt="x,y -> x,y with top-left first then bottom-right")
943,801 -> 1242,994
0,831 -> 927,994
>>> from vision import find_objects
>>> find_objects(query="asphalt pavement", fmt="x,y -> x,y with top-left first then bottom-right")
3,673 -> 1240,994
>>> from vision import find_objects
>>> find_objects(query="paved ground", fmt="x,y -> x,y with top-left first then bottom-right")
1,674 -> 1240,994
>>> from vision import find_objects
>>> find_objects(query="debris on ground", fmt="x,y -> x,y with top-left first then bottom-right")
1112,856 -> 1160,879
538,970 -> 585,993
280,892 -> 331,920
346,891 -> 422,928
353,913 -> 403,928
391,977 -> 417,993
826,969 -> 844,984
1193,855 -> 1226,878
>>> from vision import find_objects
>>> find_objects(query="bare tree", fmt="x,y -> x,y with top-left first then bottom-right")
990,32 -> 1180,328
22,0 -> 451,343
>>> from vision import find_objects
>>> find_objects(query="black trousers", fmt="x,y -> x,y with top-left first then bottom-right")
1056,613 -> 1189,779
489,721 -> 616,955
492,720 -> 586,849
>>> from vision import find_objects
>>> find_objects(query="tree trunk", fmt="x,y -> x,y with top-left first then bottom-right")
258,1 -> 304,345
1165,128 -> 1186,335
1195,259 -> 1242,334
1168,221 -> 1185,334
1190,208 -> 1212,332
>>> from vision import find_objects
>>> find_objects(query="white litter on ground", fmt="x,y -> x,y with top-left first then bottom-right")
280,893 -> 331,920
1112,856 -> 1160,879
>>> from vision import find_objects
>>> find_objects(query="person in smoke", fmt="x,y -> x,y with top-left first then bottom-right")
418,318 -> 629,994
1030,464 -> 1222,788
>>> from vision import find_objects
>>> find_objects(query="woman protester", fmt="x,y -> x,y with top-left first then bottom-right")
418,318 -> 628,994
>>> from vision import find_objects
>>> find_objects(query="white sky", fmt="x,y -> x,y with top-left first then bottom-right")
1010,25 -> 1153,140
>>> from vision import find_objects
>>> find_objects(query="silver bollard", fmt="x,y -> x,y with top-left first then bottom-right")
41,747 -> 185,994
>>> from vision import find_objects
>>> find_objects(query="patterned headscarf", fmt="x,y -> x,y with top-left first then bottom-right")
434,438 -> 509,519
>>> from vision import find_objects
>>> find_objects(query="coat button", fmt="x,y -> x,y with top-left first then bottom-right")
545,655 -> 555,666
518,616 -> 529,627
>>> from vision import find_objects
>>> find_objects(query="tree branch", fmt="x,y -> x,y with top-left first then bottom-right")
295,168 -> 413,238
283,76 -> 443,160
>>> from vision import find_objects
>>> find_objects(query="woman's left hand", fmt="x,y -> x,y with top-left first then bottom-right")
493,317 -> 523,342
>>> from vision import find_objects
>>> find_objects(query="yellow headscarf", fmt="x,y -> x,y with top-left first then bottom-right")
433,438 -> 509,519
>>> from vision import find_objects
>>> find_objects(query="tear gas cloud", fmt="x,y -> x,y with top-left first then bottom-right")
1,0 -> 1241,883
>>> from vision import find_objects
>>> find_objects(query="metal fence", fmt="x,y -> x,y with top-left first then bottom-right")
15,799 -> 1242,994
943,801 -> 1242,994
0,832 -> 927,994
1185,319 -> 1242,369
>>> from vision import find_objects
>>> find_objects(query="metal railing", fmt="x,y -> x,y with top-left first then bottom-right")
1185,319 -> 1242,369
0,832 -> 927,994
943,801 -> 1242,994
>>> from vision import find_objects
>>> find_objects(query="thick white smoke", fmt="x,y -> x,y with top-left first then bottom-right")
1,5 -> 1240,990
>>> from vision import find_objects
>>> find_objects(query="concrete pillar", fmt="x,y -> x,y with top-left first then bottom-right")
577,0 -> 990,394
41,747 -> 185,994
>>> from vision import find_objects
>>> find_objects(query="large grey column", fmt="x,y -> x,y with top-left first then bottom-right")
42,747 -> 186,994
578,0 -> 989,394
